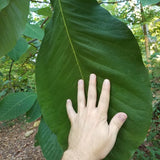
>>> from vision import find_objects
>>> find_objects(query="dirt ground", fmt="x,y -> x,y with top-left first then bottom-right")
0,117 -> 45,160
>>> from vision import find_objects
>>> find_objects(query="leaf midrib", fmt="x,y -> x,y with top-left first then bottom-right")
58,0 -> 84,79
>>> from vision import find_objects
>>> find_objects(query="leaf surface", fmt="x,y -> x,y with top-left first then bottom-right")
26,100 -> 41,122
0,0 -> 29,57
31,7 -> 52,17
0,92 -> 37,121
36,0 -> 152,159
0,0 -> 10,11
35,118 -> 63,160
8,38 -> 29,61
24,23 -> 44,40
141,0 -> 160,6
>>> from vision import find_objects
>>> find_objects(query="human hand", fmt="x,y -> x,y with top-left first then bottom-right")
62,74 -> 127,160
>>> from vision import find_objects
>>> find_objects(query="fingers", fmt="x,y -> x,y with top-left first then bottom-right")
78,79 -> 86,112
98,79 -> 110,115
109,112 -> 127,135
87,74 -> 97,109
66,99 -> 76,124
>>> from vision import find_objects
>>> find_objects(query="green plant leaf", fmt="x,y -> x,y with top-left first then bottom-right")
141,0 -> 160,6
8,38 -> 29,61
26,99 -> 41,122
31,7 -> 52,17
0,0 -> 10,11
0,89 -> 7,99
24,23 -> 44,40
36,0 -> 152,159
35,118 -> 63,160
37,7 -> 52,17
0,0 -> 29,57
0,92 -> 37,121
19,45 -> 37,62
0,72 -> 3,77
2,80 -> 10,86
31,39 -> 42,50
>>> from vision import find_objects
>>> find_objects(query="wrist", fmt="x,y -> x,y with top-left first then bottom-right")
62,150 -> 79,160
62,149 -> 98,160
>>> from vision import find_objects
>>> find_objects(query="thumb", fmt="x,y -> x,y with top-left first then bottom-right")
109,112 -> 127,135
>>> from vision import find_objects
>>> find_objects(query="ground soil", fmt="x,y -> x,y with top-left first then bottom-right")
0,117 -> 45,160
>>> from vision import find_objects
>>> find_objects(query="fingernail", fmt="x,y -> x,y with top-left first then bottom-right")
67,99 -> 71,103
90,73 -> 96,79
118,113 -> 127,122
78,79 -> 83,85
104,79 -> 110,85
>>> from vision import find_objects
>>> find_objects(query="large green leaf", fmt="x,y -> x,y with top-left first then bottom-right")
0,92 -> 37,121
35,118 -> 63,160
0,0 -> 29,57
36,0 -> 152,159
0,0 -> 10,11
8,38 -> 29,61
141,0 -> 160,6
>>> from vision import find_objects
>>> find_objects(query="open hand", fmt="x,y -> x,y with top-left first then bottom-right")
62,74 -> 127,160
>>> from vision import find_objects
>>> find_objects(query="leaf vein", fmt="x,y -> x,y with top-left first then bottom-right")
58,0 -> 84,79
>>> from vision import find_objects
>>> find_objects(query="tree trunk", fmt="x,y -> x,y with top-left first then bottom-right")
140,3 -> 150,63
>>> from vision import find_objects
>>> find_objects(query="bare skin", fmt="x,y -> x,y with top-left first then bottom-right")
62,74 -> 127,160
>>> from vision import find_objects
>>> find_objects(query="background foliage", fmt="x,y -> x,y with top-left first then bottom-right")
0,0 -> 159,159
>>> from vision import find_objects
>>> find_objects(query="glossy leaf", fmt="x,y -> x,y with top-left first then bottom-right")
0,92 -> 36,121
24,23 -> 44,40
35,118 -> 63,160
0,0 -> 29,57
8,38 -> 29,61
0,0 -> 10,11
36,0 -> 152,159
141,0 -> 160,6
